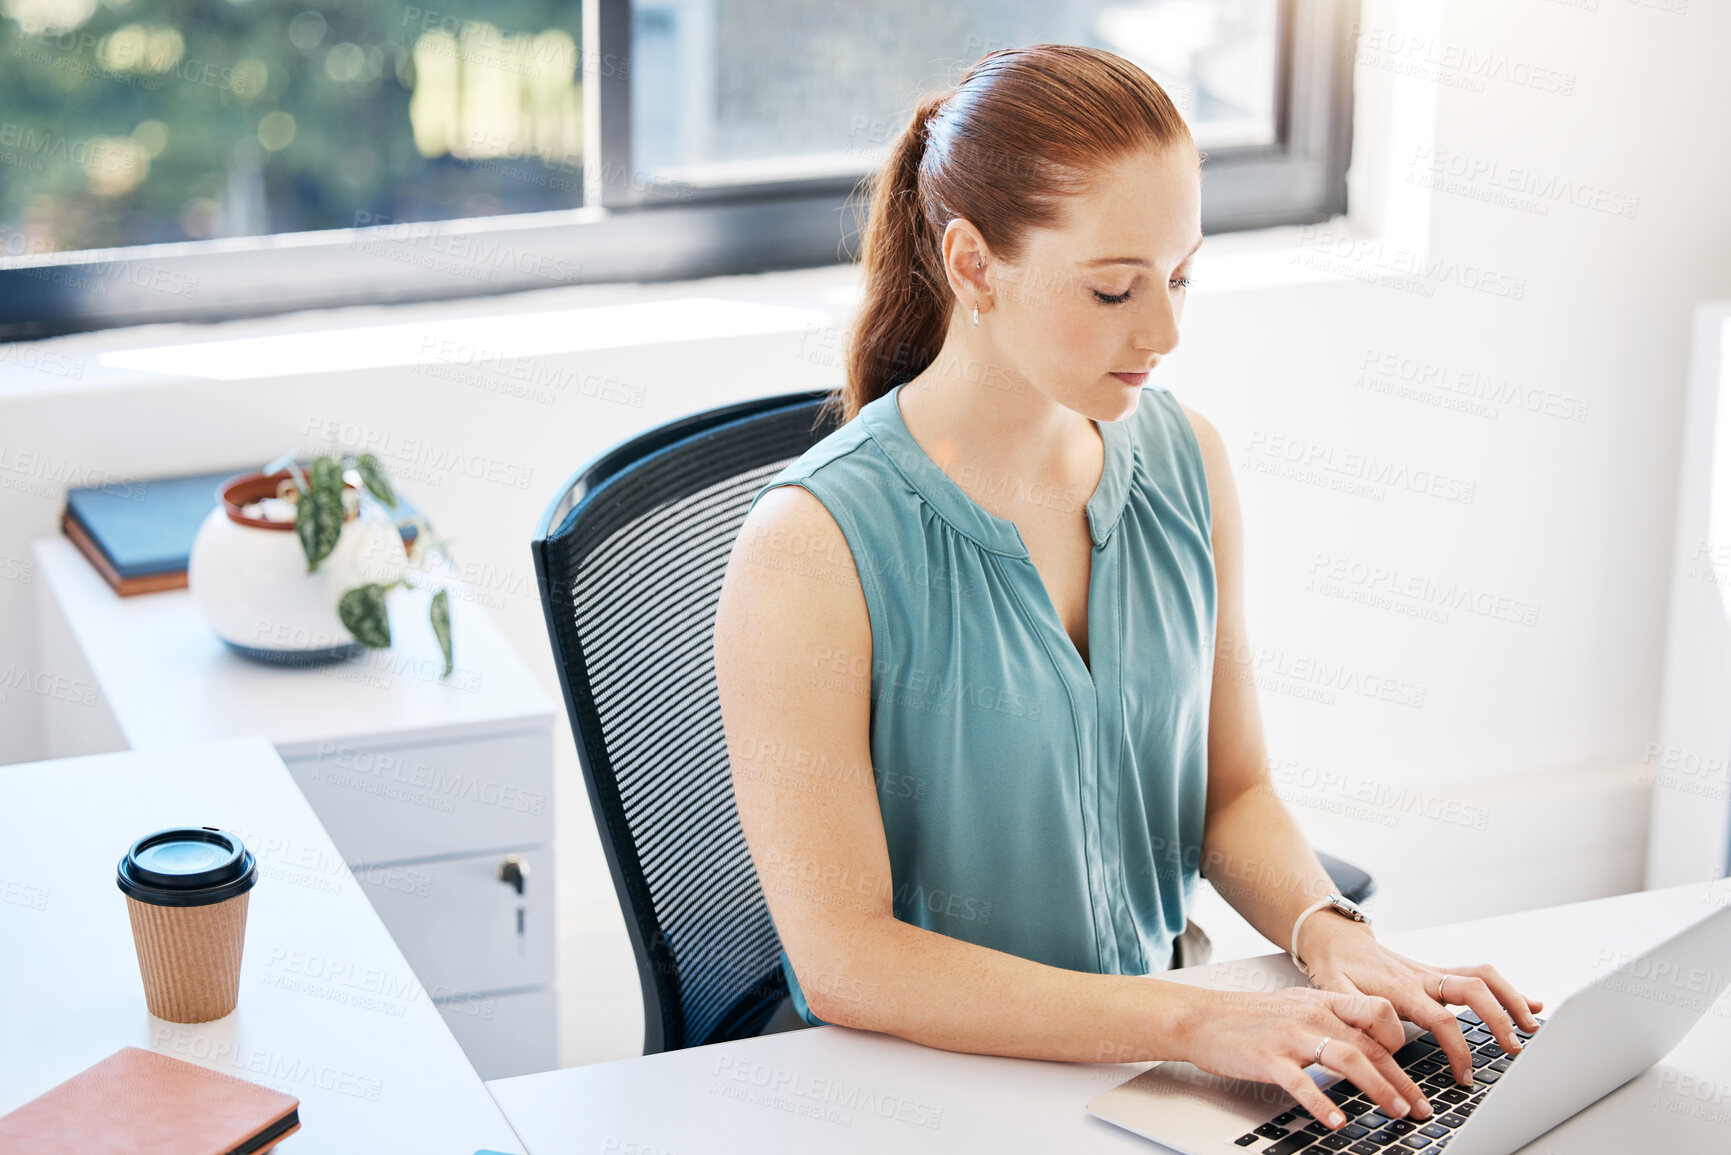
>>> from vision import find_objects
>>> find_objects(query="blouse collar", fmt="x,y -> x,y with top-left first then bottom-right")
858,382 -> 1134,558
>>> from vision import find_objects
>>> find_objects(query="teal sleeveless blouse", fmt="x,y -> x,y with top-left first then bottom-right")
747,383 -> 1216,1025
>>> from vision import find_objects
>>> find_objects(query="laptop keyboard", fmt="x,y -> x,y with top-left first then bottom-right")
1230,1009 -> 1545,1154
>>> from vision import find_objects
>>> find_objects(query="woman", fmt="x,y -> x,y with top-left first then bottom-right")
712,44 -> 1540,1133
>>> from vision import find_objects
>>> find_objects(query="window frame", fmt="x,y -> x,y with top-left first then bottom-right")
0,0 -> 1356,341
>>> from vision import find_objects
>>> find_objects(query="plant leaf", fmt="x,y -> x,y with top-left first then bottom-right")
355,452 -> 398,508
338,584 -> 393,648
430,587 -> 452,678
297,456 -> 345,571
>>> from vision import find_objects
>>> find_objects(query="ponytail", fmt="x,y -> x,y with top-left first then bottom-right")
837,90 -> 953,424
829,45 -> 1193,425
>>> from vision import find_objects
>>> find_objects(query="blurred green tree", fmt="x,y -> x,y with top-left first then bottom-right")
0,0 -> 585,254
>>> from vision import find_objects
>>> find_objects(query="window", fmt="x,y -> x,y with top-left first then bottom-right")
623,0 -> 1281,199
0,3 -> 586,248
0,0 -> 1356,339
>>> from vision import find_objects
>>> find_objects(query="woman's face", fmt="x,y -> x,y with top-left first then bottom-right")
985,145 -> 1203,424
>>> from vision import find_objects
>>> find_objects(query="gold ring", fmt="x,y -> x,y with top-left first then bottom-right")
1436,974 -> 1454,1002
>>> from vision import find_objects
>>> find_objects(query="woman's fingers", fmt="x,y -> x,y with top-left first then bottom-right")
1465,963 -> 1543,1033
1245,966 -> 1542,1134
1290,993 -> 1430,1125
1322,1045 -> 1398,1117
1448,971 -> 1522,1054
1276,1064 -> 1350,1130
1410,999 -> 1476,1085
1367,972 -> 1474,1085
1283,954 -> 1548,1113
1322,989 -> 1406,1055
1319,1032 -> 1429,1121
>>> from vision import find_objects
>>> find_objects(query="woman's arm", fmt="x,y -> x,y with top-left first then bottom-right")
715,483 -> 1199,1061
715,482 -> 1431,1130
1180,403 -> 1358,964
1181,404 -> 1543,1089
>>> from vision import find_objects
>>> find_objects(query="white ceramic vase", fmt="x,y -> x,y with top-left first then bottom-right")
188,470 -> 408,663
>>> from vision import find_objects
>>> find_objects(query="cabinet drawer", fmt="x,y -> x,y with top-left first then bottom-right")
437,986 -> 559,1081
284,728 -> 552,865
356,845 -> 555,999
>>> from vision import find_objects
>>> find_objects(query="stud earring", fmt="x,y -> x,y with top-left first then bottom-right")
972,304 -> 980,326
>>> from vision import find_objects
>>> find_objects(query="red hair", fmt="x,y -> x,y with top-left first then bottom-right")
837,44 -> 1194,422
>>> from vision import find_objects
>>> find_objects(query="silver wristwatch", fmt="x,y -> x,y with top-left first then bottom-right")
1290,892 -> 1371,976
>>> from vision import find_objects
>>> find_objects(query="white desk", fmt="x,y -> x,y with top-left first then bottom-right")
487,884 -> 1731,1154
32,534 -> 558,1079
0,737 -> 527,1153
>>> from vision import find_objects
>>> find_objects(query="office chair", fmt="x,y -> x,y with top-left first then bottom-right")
531,389 -> 1376,1055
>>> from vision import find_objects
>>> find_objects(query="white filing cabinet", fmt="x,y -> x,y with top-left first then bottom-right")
30,536 -> 557,1080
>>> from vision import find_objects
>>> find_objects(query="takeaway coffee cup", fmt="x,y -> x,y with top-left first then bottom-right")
116,827 -> 258,1023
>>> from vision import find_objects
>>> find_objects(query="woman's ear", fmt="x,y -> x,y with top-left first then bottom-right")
940,217 -> 992,310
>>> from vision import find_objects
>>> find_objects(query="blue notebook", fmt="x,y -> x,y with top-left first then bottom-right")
64,468 -> 244,581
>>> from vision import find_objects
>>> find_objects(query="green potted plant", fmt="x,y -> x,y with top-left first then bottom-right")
187,450 -> 454,677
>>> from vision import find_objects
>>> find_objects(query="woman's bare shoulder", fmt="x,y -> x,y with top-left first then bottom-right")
1176,400 -> 1227,470
719,482 -> 869,650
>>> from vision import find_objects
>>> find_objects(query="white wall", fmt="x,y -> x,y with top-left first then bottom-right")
1648,303 -> 1731,889
1191,0 -> 1731,958
3,0 -> 1729,1062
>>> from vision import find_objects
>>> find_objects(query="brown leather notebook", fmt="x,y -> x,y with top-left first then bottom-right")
0,1045 -> 301,1153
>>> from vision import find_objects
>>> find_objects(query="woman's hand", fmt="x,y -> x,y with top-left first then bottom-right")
1175,985 -> 1434,1130
1298,915 -> 1545,1087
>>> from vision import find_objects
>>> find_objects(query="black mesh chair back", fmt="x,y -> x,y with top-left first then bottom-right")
532,390 -> 840,1054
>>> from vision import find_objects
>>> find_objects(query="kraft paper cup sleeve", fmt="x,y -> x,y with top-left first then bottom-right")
124,891 -> 250,1023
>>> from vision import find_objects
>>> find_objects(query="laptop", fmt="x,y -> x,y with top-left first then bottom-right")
1087,901 -> 1731,1155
